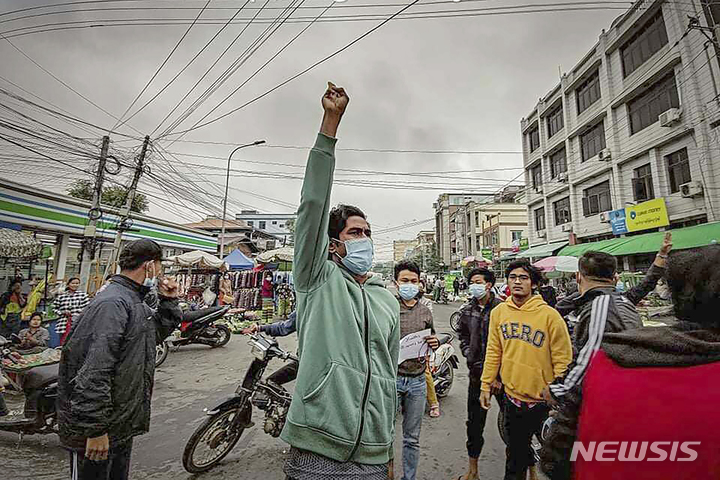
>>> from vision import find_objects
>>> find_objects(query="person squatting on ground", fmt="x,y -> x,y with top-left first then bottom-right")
281,83 -> 400,480
541,244 -> 720,480
392,259 -> 438,480
480,260 -> 572,480
454,267 -> 504,480
57,239 -> 182,480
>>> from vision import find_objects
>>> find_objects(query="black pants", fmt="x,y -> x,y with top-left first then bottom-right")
267,360 -> 298,385
466,377 -> 503,458
69,439 -> 133,480
502,399 -> 549,480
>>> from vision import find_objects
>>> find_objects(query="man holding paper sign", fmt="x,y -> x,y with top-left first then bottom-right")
391,260 -> 438,480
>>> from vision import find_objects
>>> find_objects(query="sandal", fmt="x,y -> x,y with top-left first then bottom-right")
429,405 -> 441,418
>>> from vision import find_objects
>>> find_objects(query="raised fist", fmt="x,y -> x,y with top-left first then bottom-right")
322,82 -> 349,116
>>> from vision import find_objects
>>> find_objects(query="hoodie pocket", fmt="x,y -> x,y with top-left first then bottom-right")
302,363 -> 364,443
500,359 -> 550,400
361,374 -> 396,447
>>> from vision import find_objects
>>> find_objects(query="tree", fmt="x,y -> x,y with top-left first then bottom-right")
409,241 -> 444,274
67,179 -> 149,213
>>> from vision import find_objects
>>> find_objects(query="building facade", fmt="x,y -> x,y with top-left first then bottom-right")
450,201 -> 528,266
434,193 -> 494,266
393,239 -> 417,263
234,210 -> 296,245
521,0 -> 720,257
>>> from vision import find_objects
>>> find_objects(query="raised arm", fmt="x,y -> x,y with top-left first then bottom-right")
293,83 -> 349,292
625,232 -> 672,305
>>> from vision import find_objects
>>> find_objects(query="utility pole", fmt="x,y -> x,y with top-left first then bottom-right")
79,135 -> 110,292
104,135 -> 150,278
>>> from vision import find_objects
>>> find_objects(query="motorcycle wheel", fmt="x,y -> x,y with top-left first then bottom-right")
449,312 -> 461,333
211,324 -> 232,348
182,408 -> 245,473
155,341 -> 169,368
436,363 -> 454,398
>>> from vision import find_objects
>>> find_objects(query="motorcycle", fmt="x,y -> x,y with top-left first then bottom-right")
182,333 -> 296,473
435,287 -> 450,305
0,336 -> 59,438
429,332 -> 459,398
158,306 -> 233,366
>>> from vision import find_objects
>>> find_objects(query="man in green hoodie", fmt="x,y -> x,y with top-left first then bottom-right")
281,82 -> 401,480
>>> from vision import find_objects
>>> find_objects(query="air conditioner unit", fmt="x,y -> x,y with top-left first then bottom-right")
537,230 -> 547,238
659,108 -> 682,127
598,149 -> 612,162
561,224 -> 573,233
599,211 -> 611,223
557,172 -> 568,183
680,181 -> 704,198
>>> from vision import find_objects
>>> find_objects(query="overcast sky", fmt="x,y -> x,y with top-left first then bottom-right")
0,0 -> 625,260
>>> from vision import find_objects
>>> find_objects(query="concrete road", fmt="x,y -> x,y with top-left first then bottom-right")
2,302 -> 510,480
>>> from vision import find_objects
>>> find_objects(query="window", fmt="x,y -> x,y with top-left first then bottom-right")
475,211 -> 480,225
531,163 -> 543,189
272,221 -> 278,225
278,223 -> 284,228
632,164 -> 655,202
535,207 -> 546,231
247,221 -> 254,227
476,235 -> 482,250
550,148 -> 567,178
628,73 -> 679,134
580,122 -> 606,161
576,70 -> 601,114
667,148 -> 691,193
621,11 -> 668,77
528,126 -> 540,152
582,181 -> 612,216
546,104 -> 564,138
553,196 -> 572,225
259,221 -> 266,229
511,230 -> 523,241
491,231 -> 498,245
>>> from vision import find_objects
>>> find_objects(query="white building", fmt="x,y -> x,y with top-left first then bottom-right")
521,0 -> 720,266
434,193 -> 494,266
234,210 -> 296,245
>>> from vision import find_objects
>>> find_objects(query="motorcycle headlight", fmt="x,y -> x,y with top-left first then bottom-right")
251,344 -> 267,361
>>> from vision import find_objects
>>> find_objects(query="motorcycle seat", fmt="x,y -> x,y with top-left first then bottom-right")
22,364 -> 59,392
182,306 -> 227,324
437,333 -> 453,346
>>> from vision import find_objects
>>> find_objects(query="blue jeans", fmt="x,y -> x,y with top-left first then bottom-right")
397,374 -> 426,480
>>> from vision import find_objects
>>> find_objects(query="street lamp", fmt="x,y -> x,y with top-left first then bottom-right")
220,140 -> 266,259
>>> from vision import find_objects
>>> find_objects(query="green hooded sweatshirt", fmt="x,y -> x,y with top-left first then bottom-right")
280,133 -> 400,465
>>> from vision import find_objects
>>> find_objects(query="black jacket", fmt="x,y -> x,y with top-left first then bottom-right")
549,264 -> 666,400
57,275 -> 182,449
458,294 -> 503,378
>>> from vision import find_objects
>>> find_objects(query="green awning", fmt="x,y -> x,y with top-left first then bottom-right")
517,241 -> 568,258
558,221 -> 720,257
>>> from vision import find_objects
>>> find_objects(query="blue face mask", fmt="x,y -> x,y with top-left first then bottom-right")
398,283 -> 419,301
469,283 -> 487,299
334,238 -> 374,276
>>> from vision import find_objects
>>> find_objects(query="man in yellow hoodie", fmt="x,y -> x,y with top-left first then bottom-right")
480,259 -> 572,480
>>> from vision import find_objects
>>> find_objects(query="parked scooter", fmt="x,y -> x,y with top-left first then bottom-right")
0,336 -> 58,438
182,333 -> 295,473
160,306 -> 232,362
429,332 -> 459,398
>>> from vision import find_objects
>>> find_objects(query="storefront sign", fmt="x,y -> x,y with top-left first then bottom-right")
609,209 -> 628,235
481,248 -> 493,259
519,238 -> 529,251
625,198 -> 669,233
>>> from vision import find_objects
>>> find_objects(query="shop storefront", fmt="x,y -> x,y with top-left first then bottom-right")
0,179 -> 216,291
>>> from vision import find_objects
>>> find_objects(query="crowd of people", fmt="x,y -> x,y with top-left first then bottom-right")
3,83 -> 717,480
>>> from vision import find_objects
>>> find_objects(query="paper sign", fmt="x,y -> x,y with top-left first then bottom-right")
398,328 -> 431,365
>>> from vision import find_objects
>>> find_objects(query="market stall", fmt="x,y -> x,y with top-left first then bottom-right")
166,250 -> 226,305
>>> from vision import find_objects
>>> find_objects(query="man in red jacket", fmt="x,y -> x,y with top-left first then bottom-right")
540,244 -> 720,480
